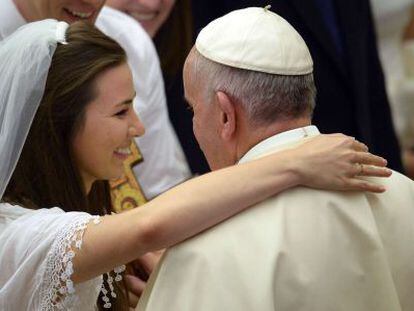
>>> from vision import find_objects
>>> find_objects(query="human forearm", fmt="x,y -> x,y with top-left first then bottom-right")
72,150 -> 297,283
73,134 -> 389,282
137,134 -> 391,252
138,152 -> 299,252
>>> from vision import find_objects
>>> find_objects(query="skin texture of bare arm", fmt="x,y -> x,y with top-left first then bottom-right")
72,134 -> 391,283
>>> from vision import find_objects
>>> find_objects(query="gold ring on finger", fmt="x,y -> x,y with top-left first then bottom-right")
354,163 -> 363,176
359,163 -> 364,175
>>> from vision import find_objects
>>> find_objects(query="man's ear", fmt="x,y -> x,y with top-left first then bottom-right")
216,91 -> 236,141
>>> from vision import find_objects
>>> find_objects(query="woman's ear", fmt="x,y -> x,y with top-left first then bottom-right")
216,91 -> 236,141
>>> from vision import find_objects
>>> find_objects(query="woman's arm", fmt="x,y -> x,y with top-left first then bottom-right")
73,134 -> 390,282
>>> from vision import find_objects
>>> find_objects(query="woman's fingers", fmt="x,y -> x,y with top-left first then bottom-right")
352,140 -> 369,152
352,152 -> 388,167
295,134 -> 392,192
345,178 -> 386,193
133,251 -> 163,275
356,165 -> 393,177
327,133 -> 368,152
124,274 -> 146,306
346,152 -> 391,178
128,291 -> 140,309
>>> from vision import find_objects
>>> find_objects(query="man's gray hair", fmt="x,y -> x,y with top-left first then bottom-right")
190,48 -> 316,125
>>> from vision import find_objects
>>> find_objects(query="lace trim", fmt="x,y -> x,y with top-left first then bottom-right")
100,265 -> 126,308
39,214 -> 102,310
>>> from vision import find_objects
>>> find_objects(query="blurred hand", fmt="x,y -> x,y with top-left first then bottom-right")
125,250 -> 164,308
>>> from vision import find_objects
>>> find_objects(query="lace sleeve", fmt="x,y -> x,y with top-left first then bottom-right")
39,214 -> 102,310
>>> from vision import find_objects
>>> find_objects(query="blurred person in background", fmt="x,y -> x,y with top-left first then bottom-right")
107,0 -> 211,174
371,0 -> 414,178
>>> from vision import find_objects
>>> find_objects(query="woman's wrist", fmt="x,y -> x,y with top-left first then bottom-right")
268,148 -> 302,189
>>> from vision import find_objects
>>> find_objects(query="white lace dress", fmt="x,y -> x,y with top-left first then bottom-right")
0,203 -> 124,310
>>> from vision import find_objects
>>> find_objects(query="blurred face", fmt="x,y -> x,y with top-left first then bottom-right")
183,57 -> 228,171
15,0 -> 105,23
72,63 -> 145,192
106,0 -> 175,37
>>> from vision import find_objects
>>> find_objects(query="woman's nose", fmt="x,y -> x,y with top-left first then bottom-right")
129,112 -> 145,137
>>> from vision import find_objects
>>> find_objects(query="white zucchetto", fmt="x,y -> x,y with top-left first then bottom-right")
195,6 -> 313,75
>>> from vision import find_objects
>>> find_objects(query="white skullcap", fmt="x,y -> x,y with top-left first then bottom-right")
195,6 -> 313,75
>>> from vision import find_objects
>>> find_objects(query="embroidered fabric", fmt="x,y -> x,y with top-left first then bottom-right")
39,214 -> 102,310
38,213 -> 128,310
100,265 -> 127,308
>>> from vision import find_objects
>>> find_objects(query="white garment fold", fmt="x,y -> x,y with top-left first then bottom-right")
138,126 -> 414,311
0,204 -> 103,310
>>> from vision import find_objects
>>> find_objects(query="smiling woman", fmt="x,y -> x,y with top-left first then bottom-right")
72,63 -> 144,193
1,21 -> 133,309
105,0 -> 209,174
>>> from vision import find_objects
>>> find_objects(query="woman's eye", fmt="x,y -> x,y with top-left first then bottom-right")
115,109 -> 128,117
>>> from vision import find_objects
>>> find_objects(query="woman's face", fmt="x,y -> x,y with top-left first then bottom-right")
72,63 -> 145,192
106,0 -> 176,37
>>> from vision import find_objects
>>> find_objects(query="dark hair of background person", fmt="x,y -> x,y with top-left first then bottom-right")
1,22 -> 130,311
154,0 -> 193,76
154,0 -> 211,174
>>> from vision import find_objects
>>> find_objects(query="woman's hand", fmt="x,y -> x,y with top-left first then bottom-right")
291,134 -> 392,193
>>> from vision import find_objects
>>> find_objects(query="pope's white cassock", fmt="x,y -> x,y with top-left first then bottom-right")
137,126 -> 414,311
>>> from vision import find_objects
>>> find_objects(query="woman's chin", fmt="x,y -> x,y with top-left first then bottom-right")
108,171 -> 126,181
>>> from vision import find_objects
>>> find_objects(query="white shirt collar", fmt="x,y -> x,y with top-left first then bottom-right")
0,0 -> 26,40
238,125 -> 320,164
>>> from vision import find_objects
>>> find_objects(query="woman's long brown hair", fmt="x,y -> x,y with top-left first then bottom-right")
2,22 -> 130,310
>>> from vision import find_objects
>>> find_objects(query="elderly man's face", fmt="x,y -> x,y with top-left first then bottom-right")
183,56 -> 228,171
18,0 -> 105,23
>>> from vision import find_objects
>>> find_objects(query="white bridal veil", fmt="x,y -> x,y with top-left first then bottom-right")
0,19 -> 68,199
